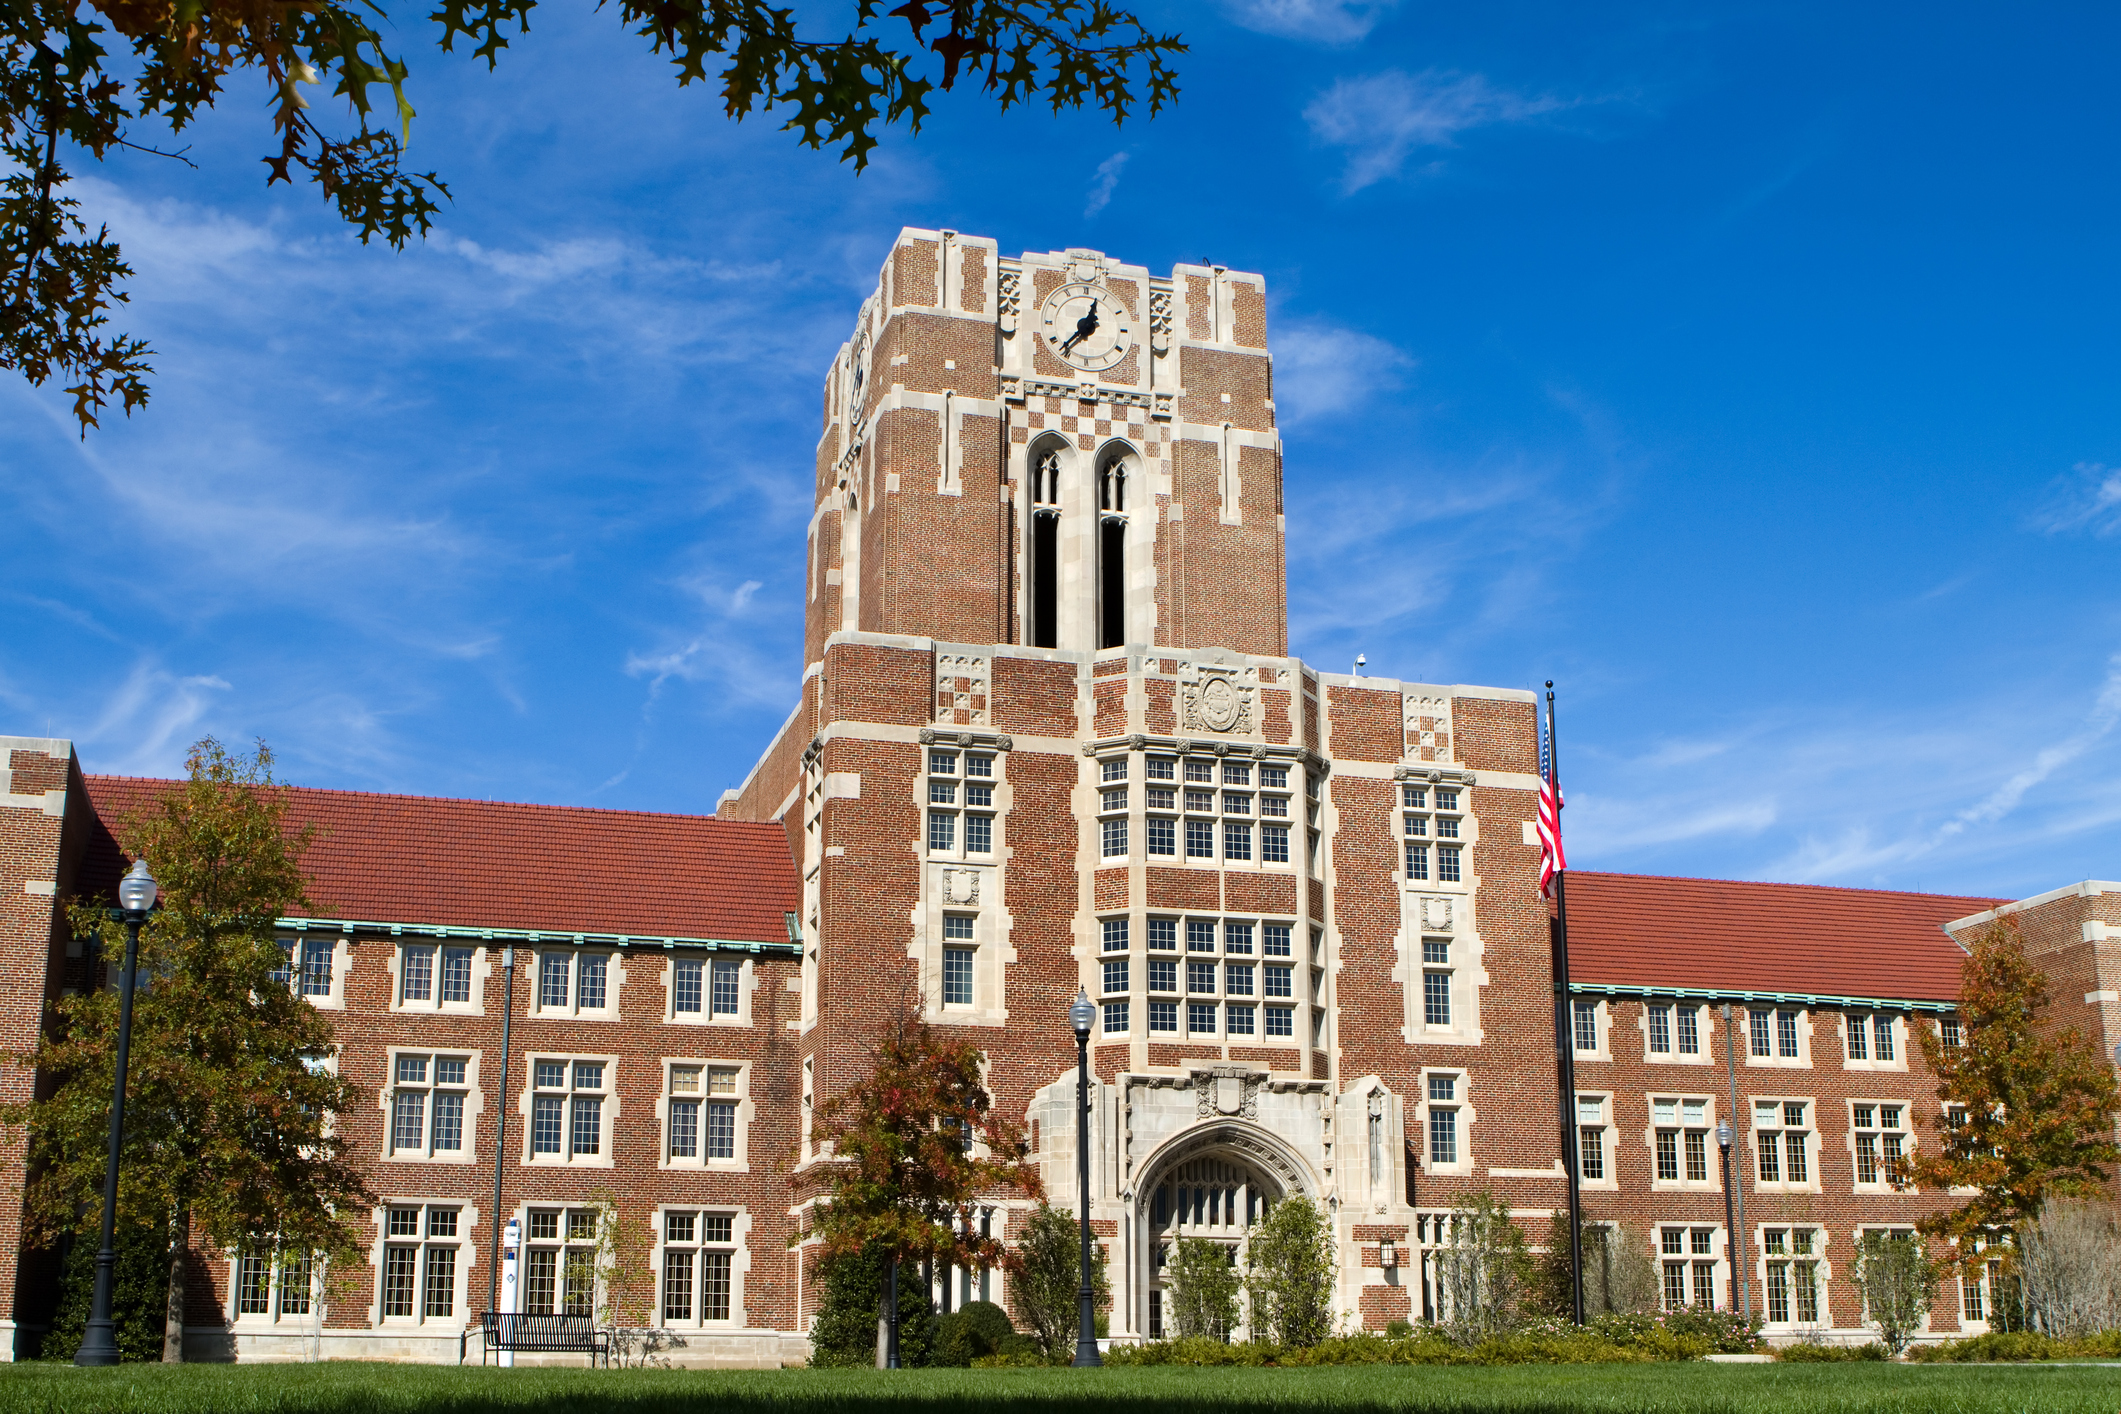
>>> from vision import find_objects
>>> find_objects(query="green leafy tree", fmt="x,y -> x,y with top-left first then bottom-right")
3,737 -> 373,1360
795,1011 -> 1039,1364
1009,1199 -> 1109,1359
1906,917 -> 2121,1268
2,1 -> 1185,431
1166,1235 -> 1238,1341
1852,1231 -> 1937,1355
1435,1191 -> 1531,1345
1243,1194 -> 1336,1348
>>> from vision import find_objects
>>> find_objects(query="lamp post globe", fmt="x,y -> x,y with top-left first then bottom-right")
75,858 -> 155,1366
1068,988 -> 1102,1367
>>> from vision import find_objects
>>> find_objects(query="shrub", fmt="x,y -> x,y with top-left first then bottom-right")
40,1217 -> 173,1363
1774,1340 -> 1889,1361
1530,1220 -> 1660,1320
2018,1200 -> 2121,1338
930,1299 -> 1016,1367
1906,1328 -> 2121,1362
806,1245 -> 934,1368
1662,1305 -> 1764,1353
1436,1192 -> 1532,1345
1244,1195 -> 1336,1348
1009,1202 -> 1110,1360
1167,1236 -> 1241,1340
1852,1232 -> 1937,1355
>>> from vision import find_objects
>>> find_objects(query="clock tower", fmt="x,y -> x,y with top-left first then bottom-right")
803,233 -> 1287,667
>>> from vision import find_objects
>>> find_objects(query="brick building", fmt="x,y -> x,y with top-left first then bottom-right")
1,230 -> 2116,1360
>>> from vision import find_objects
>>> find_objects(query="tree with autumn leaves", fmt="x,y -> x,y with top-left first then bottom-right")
4,738 -> 370,1360
1907,916 -> 2120,1271
795,1011 -> 1040,1361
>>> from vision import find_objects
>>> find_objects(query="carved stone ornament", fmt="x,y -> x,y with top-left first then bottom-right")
1193,1065 -> 1261,1120
1421,897 -> 1454,933
1180,665 -> 1254,735
940,869 -> 980,907
998,267 -> 1021,334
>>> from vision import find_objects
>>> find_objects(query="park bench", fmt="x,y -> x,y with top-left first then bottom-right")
478,1312 -> 612,1367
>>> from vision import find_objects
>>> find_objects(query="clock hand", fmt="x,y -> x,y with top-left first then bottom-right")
1058,301 -> 1100,354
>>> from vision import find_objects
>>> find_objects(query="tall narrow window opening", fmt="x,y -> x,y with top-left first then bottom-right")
1030,449 -> 1060,648
1098,460 -> 1127,649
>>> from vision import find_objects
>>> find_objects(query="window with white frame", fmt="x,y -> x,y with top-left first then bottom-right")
1646,1002 -> 1705,1058
1762,1227 -> 1821,1323
1401,784 -> 1467,885
672,956 -> 743,1021
1099,755 -> 1129,858
529,1057 -> 610,1163
272,934 -> 339,1002
1426,1073 -> 1461,1167
661,1210 -> 738,1324
522,1208 -> 600,1315
1572,1000 -> 1600,1054
1851,1102 -> 1907,1188
1754,1099 -> 1813,1187
388,1052 -> 471,1159
397,942 -> 477,1009
1845,1011 -> 1899,1064
668,1063 -> 741,1165
1421,938 -> 1452,1028
1659,1227 -> 1720,1310
1576,1095 -> 1607,1181
534,950 -> 614,1017
1111,913 -> 1297,1043
940,916 -> 976,1008
1140,754 -> 1293,868
1651,1096 -> 1712,1185
1939,1014 -> 1962,1049
924,749 -> 997,860
234,1247 -> 316,1322
380,1204 -> 460,1322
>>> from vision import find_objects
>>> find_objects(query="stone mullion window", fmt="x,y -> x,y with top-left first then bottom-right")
924,748 -> 999,862
1140,753 -> 1294,870
1400,784 -> 1467,885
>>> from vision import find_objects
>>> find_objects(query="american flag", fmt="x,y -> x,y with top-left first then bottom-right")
1537,705 -> 1566,897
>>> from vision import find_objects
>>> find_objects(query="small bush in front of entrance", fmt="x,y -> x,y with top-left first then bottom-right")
932,1301 -> 1021,1366
1659,1306 -> 1765,1353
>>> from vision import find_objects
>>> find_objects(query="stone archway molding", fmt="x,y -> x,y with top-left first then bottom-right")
1131,1117 -> 1320,1215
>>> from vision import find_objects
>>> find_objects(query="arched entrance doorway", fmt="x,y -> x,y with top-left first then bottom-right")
1131,1123 -> 1316,1340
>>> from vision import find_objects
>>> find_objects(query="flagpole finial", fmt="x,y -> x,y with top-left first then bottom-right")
1545,679 -> 1554,690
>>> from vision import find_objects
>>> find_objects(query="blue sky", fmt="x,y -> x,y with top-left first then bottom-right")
4,1 -> 2118,901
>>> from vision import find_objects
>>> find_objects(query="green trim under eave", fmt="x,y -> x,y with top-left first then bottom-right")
1568,981 -> 1956,1014
275,916 -> 802,957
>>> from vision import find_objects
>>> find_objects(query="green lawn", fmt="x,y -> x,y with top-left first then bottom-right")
1,1362 -> 2117,1414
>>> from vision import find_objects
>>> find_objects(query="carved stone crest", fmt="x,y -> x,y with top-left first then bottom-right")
1180,665 -> 1253,735
1193,1066 -> 1260,1119
939,869 -> 980,906
1420,897 -> 1453,932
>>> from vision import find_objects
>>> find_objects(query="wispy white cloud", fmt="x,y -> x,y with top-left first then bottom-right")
2030,462 -> 2121,537
1084,152 -> 1129,218
1272,317 -> 1414,424
1305,69 -> 1565,193
1222,0 -> 1400,45
81,663 -> 233,776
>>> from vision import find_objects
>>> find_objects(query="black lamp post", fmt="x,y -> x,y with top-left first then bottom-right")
1069,989 -> 1102,1367
75,858 -> 156,1367
1716,1119 -> 1736,1312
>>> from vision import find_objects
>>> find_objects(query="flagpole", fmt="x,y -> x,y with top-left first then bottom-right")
1546,681 -> 1586,1326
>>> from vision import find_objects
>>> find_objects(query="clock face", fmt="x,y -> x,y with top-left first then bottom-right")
1040,281 -> 1134,373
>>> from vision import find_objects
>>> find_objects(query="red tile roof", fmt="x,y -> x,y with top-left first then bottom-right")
81,777 -> 799,945
1564,871 -> 2005,1004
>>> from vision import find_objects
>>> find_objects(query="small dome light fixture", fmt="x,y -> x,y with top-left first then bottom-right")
117,859 -> 157,915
